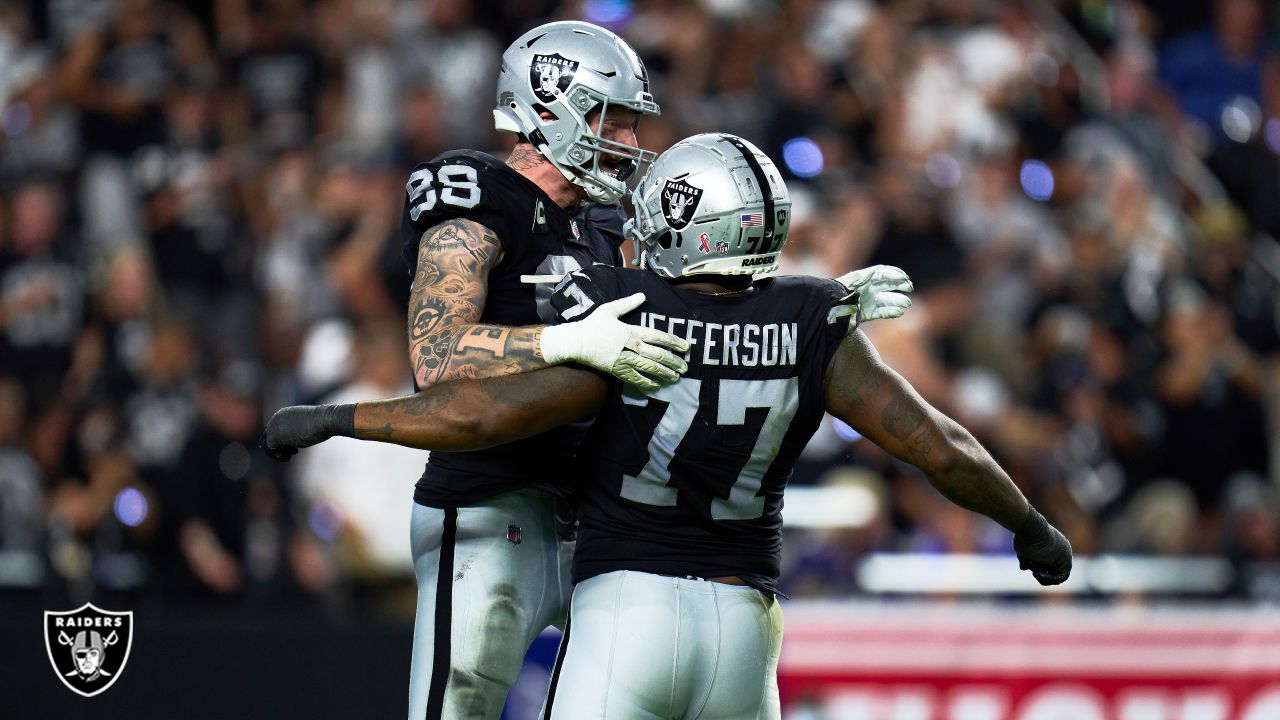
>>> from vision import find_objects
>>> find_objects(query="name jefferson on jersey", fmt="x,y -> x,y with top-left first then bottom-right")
639,313 -> 798,368
549,265 -> 854,592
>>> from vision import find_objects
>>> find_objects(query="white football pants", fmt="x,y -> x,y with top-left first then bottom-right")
542,570 -> 783,720
408,488 -> 576,720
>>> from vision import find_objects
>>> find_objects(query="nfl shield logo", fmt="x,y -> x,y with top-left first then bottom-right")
530,53 -> 580,104
44,603 -> 134,697
660,179 -> 704,231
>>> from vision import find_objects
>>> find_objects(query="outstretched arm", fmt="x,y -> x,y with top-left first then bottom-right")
823,330 -> 1071,584
263,366 -> 608,456
408,219 -> 686,391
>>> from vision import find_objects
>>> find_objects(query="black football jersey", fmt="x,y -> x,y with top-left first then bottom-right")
400,150 -> 625,507
548,266 -> 855,592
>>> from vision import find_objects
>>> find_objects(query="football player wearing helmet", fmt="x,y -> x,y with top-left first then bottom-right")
396,21 -> 681,719
268,134 -> 1071,719
387,18 -> 913,719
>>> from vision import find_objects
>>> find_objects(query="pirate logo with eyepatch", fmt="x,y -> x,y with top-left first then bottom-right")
660,179 -> 703,231
45,603 -> 134,697
531,54 -> 579,104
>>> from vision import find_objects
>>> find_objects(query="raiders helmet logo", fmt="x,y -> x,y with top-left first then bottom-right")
45,603 -> 134,697
661,179 -> 703,231
530,54 -> 579,103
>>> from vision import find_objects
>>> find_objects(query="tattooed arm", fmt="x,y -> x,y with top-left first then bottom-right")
822,330 -> 1030,530
407,218 -> 553,387
408,219 -> 688,390
262,367 -> 607,456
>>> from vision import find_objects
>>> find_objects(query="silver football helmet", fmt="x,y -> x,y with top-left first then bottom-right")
494,21 -> 660,204
627,133 -> 791,278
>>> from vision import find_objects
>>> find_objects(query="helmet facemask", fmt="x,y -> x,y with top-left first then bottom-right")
494,22 -> 660,204
544,87 -> 658,204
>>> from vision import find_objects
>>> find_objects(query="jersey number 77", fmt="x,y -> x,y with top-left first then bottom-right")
619,377 -> 799,521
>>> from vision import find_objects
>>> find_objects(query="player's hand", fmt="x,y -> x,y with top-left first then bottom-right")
1013,507 -> 1073,586
540,292 -> 690,392
835,265 -> 913,326
261,405 -> 355,462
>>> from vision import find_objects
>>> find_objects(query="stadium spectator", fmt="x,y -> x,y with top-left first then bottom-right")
292,319 -> 421,581
0,0 -> 1274,605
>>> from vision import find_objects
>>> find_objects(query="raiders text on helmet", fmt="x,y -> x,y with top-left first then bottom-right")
494,21 -> 660,204
627,133 -> 792,278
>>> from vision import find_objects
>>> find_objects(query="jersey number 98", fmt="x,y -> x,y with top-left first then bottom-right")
407,164 -> 481,222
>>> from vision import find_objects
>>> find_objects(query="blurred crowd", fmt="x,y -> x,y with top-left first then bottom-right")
0,0 -> 1277,608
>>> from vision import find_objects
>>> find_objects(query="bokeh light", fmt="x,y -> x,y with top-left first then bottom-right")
1266,119 -> 1280,154
3,102 -> 31,137
782,137 -> 824,178
924,152 -> 962,188
308,502 -> 342,541
833,418 -> 863,442
1221,96 -> 1261,143
114,487 -> 149,528
1020,159 -> 1054,201
1024,52 -> 1060,86
583,0 -> 632,26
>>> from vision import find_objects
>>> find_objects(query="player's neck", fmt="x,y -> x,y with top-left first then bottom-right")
507,144 -> 585,209
673,276 -> 755,297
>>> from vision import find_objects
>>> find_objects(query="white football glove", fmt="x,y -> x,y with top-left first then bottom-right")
836,265 -> 914,326
540,293 -> 689,392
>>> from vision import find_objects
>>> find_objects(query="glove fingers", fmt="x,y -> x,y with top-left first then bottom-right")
630,344 -> 688,375
860,307 -> 905,322
863,278 -> 915,294
632,327 -> 691,354
1033,569 -> 1069,586
878,292 -> 913,308
620,351 -> 681,384
616,366 -> 659,393
839,265 -> 912,289
860,295 -> 913,322
835,269 -> 869,288
872,265 -> 911,286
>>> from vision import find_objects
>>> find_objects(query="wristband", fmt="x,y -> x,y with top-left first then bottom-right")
321,404 -> 357,438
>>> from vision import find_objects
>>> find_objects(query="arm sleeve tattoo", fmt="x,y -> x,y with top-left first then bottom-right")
407,218 -> 551,388
822,330 -> 1030,530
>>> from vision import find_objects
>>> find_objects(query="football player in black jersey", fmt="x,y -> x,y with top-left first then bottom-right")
382,19 -> 914,720
266,133 -> 1072,719
392,21 -> 693,720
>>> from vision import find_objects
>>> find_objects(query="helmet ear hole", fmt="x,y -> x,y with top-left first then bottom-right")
531,104 -> 559,121
656,231 -> 674,249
